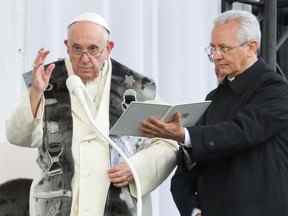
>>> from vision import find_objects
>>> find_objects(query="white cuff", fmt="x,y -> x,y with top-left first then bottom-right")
34,96 -> 45,120
191,208 -> 202,216
184,128 -> 192,147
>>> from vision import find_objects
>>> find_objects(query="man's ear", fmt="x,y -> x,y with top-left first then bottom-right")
64,40 -> 70,54
248,41 -> 258,55
106,41 -> 114,54
64,40 -> 68,47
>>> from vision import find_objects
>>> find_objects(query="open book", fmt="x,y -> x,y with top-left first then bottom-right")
110,101 -> 211,137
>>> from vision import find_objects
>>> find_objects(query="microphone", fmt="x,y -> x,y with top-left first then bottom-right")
66,75 -> 85,97
122,89 -> 137,110
66,75 -> 95,112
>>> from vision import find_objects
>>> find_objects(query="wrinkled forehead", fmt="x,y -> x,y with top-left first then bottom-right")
67,21 -> 109,44
211,21 -> 240,45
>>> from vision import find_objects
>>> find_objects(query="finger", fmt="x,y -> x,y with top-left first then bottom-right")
45,64 -> 55,78
108,168 -> 131,178
141,120 -> 165,135
113,181 -> 129,188
33,48 -> 44,65
167,112 -> 182,125
34,49 -> 49,65
32,64 -> 44,73
107,163 -> 128,174
111,175 -> 132,186
139,122 -> 157,136
147,117 -> 167,130
172,112 -> 182,124
33,49 -> 50,71
108,171 -> 125,178
107,167 -> 119,174
141,119 -> 159,131
40,50 -> 50,61
110,175 -> 128,184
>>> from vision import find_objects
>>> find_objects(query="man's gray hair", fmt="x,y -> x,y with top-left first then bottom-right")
214,10 -> 261,45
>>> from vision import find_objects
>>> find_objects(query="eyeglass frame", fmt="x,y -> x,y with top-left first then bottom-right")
69,42 -> 107,58
205,41 -> 249,62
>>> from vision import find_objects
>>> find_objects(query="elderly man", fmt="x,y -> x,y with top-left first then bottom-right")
6,12 -> 177,216
140,10 -> 288,216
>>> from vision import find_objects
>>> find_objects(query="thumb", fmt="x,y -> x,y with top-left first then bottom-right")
174,112 -> 182,124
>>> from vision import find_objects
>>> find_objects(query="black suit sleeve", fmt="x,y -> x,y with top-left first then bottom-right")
187,76 -> 288,162
170,148 -> 200,216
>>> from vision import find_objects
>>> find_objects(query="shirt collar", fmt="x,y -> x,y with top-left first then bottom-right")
223,58 -> 268,94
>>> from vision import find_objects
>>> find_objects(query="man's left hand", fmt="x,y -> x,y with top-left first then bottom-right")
139,112 -> 185,143
108,163 -> 134,187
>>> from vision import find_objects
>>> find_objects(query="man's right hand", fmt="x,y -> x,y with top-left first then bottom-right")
30,48 -> 55,117
140,112 -> 185,143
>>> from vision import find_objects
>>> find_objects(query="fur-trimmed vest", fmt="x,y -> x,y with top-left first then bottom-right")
23,58 -> 156,216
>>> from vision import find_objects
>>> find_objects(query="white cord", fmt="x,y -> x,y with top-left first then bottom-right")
66,75 -> 142,216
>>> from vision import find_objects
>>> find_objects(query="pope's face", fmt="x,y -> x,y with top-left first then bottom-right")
65,21 -> 113,82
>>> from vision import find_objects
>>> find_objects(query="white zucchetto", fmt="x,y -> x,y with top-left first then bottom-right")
68,12 -> 110,33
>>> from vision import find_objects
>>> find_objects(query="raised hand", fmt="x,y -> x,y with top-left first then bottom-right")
31,48 -> 55,94
29,48 -> 55,117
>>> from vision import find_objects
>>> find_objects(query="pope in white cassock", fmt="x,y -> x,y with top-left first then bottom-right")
5,12 -> 178,216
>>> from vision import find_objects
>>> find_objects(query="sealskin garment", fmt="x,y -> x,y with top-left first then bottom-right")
6,58 -> 178,216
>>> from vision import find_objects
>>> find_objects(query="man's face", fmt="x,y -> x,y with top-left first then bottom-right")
210,20 -> 256,78
65,21 -> 113,82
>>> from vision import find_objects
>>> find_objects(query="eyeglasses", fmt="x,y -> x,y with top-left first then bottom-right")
205,42 -> 247,62
71,44 -> 106,58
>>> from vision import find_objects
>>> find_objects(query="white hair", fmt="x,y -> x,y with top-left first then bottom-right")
214,10 -> 261,45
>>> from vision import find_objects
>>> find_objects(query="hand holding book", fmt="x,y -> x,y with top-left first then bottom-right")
140,112 -> 185,143
109,101 -> 210,137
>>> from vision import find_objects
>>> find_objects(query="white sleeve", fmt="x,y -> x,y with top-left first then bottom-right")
128,138 -> 178,196
191,208 -> 202,216
184,127 -> 192,147
5,88 -> 44,148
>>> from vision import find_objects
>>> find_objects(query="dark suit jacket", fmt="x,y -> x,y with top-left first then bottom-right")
172,59 -> 288,216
